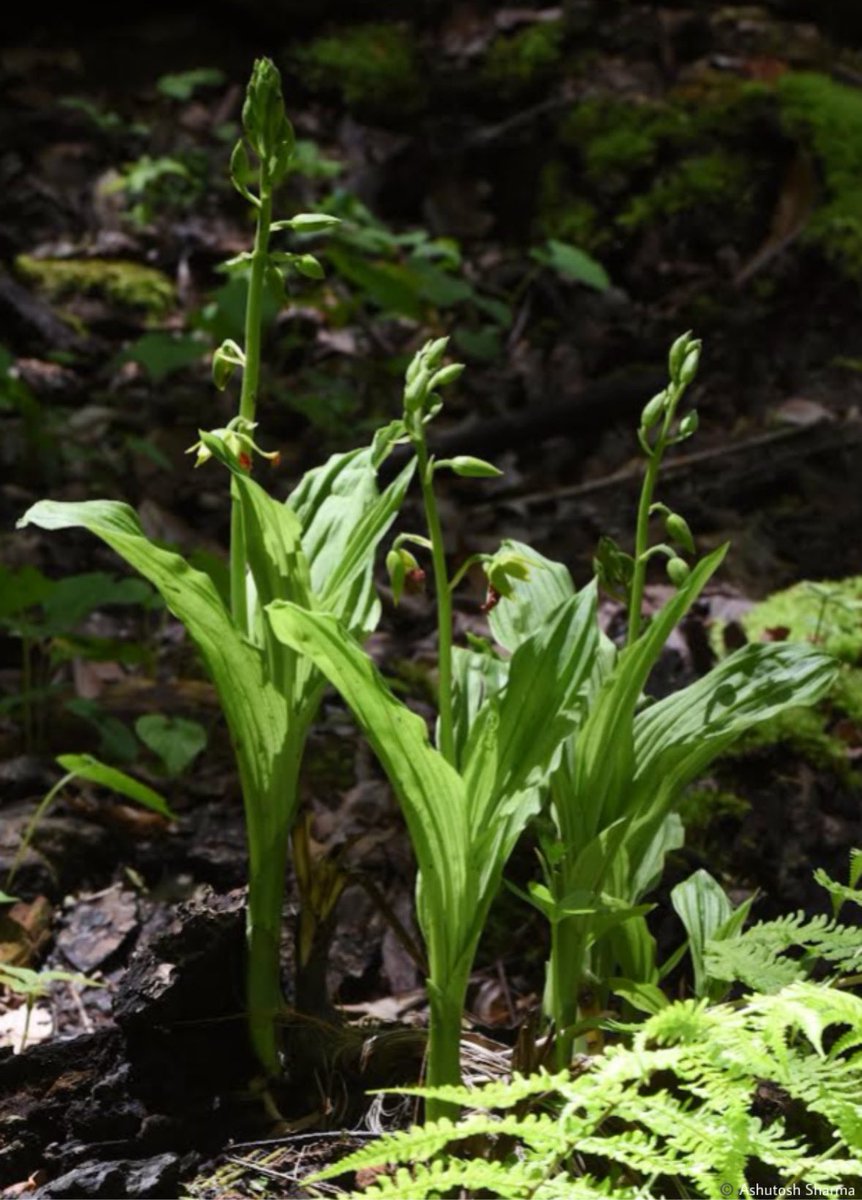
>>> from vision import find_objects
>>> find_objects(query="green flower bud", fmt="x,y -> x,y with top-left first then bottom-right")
428,363 -> 465,392
386,547 -> 422,605
424,337 -> 449,369
293,254 -> 324,280
485,550 -> 531,599
668,331 -> 693,382
446,456 -> 502,478
677,410 -> 699,439
386,549 -> 405,605
404,367 -> 431,414
241,58 -> 294,183
679,342 -> 701,386
211,339 -> 244,391
666,557 -> 690,587
665,512 -> 695,554
282,213 -> 341,233
640,390 -> 667,430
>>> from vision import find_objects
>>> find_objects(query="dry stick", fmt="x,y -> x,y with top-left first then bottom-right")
476,421 -> 862,510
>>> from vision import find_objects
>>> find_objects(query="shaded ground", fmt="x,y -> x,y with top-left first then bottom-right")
1,4 -> 862,1196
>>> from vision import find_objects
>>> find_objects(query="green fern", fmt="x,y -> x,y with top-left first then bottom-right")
309,984 -> 862,1199
705,911 -> 862,992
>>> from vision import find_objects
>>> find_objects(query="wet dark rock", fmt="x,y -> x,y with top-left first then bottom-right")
35,1152 -> 180,1199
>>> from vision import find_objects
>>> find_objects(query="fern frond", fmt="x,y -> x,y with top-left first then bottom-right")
313,983 -> 862,1199
705,912 -> 862,991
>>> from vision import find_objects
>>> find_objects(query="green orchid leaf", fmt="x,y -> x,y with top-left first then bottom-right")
671,869 -> 735,998
451,643 -> 508,770
609,977 -> 669,1015
626,642 -> 837,869
199,433 -> 314,614
488,540 -> 576,653
56,753 -> 174,817
287,446 -> 415,635
266,601 -> 471,974
564,546 -> 728,843
16,501 -> 289,818
467,584 -> 599,832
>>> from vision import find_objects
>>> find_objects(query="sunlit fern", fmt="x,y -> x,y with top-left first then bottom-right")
308,983 -> 862,1199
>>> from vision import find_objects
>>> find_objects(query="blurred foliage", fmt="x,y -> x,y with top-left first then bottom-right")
15,256 -> 175,318
292,23 -> 425,114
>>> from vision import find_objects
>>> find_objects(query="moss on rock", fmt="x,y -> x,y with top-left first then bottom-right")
16,256 -> 175,318
742,576 -> 862,663
778,72 -> 862,276
619,151 -> 751,230
292,23 -> 424,115
482,20 -> 564,97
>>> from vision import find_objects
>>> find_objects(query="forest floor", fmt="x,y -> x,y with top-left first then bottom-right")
1,4 -> 862,1197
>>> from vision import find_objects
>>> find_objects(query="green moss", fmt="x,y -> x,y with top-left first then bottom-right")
562,98 -> 692,186
778,72 -> 862,276
743,576 -> 862,664
482,21 -> 564,96
619,152 -> 750,230
534,162 -> 605,249
293,23 -> 423,114
16,256 -> 175,317
677,785 -> 750,835
739,706 -> 855,777
713,577 -> 862,781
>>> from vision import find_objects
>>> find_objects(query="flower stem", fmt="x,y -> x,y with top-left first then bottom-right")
230,182 -> 273,634
416,440 -> 456,765
626,387 -> 680,648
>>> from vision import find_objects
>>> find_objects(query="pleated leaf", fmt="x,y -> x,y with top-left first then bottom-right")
17,500 -> 289,816
266,601 -> 471,972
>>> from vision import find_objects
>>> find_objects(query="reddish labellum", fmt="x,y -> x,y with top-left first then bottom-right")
238,451 -> 252,471
404,567 -> 426,595
480,585 -> 501,614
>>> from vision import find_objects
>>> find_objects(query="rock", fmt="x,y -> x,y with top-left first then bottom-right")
35,1152 -> 179,1199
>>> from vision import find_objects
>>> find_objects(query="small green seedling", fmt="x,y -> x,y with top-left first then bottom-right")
6,753 -> 172,890
0,963 -> 102,1052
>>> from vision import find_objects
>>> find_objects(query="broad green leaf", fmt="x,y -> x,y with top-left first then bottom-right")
135,715 -> 207,778
610,978 -> 669,1015
565,546 -> 728,841
200,433 -> 313,614
17,501 -> 289,823
624,812 -> 684,901
492,585 -> 598,798
532,239 -> 611,291
671,869 -> 734,997
488,540 -> 575,652
627,642 -> 837,865
266,602 -> 471,975
288,445 -> 415,635
56,753 -> 173,817
0,565 -> 54,622
451,643 -> 508,770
